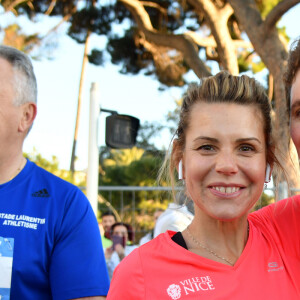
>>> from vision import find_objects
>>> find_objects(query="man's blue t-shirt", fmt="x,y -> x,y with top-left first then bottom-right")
0,160 -> 110,299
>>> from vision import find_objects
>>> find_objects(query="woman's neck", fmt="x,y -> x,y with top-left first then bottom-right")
182,210 -> 249,265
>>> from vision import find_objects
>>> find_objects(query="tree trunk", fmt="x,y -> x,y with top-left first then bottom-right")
70,30 -> 91,176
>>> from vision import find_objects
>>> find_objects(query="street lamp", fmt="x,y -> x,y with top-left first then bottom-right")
86,83 -> 140,217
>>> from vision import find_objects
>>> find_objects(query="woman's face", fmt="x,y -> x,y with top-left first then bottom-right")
112,225 -> 128,242
182,102 -> 267,221
290,69 -> 300,157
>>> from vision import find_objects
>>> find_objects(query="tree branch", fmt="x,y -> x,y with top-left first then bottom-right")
264,0 -> 300,31
140,1 -> 167,15
45,0 -> 57,16
228,0 -> 264,28
186,31 -> 252,49
119,0 -> 211,77
4,0 -> 33,13
187,0 -> 239,74
185,33 -> 217,47
28,6 -> 77,53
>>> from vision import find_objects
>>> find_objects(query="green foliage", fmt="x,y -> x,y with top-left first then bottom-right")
136,121 -> 166,150
255,0 -> 282,18
88,49 -> 104,66
103,147 -> 145,167
277,26 -> 290,44
24,150 -> 59,173
107,28 -> 152,75
2,0 -> 295,89
166,98 -> 182,135
5,0 -> 294,89
68,5 -> 118,43
100,150 -> 163,187
238,51 -> 266,74
255,0 -> 291,48
3,24 -> 40,53
251,60 -> 266,74
134,199 -> 169,240
253,192 -> 274,211
98,145 -> 169,237
238,54 -> 250,73
10,0 -> 76,18
24,149 -> 86,186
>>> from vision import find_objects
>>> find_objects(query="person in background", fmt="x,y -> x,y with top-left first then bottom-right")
284,37 -> 300,157
107,71 -> 300,299
139,209 -> 164,246
0,45 -> 109,299
100,211 -> 116,248
153,194 -> 194,238
105,222 -> 137,279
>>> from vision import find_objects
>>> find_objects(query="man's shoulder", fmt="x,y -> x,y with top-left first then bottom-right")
29,160 -> 81,193
30,161 -> 73,184
27,160 -> 87,209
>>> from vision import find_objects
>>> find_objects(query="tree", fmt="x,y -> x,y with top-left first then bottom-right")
24,149 -> 86,186
98,145 -> 168,239
70,0 -> 101,176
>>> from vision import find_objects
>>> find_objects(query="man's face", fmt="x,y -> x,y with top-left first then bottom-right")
0,58 -> 24,161
102,215 -> 115,232
290,70 -> 300,156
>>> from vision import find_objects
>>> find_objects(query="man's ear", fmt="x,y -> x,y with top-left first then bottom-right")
18,102 -> 37,133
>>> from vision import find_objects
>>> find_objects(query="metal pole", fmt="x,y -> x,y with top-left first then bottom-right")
86,82 -> 100,217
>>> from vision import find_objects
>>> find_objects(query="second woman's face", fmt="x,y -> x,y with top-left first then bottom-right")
290,69 -> 300,157
182,102 -> 267,221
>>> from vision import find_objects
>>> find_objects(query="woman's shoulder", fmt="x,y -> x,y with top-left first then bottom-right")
108,246 -> 144,299
250,195 -> 300,218
249,195 -> 300,233
248,195 -> 300,258
117,232 -> 171,269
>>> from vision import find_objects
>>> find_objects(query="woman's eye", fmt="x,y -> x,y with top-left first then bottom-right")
198,145 -> 214,151
291,108 -> 300,119
239,145 -> 254,152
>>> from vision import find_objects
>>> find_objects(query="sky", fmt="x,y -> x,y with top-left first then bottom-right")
2,3 -> 299,171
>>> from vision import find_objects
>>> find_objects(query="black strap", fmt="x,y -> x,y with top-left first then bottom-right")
171,232 -> 188,250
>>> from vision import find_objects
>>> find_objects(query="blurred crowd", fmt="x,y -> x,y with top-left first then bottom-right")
99,202 -> 194,279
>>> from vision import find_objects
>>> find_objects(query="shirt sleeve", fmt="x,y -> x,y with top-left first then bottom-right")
107,248 -> 144,300
250,195 -> 300,257
49,187 -> 110,299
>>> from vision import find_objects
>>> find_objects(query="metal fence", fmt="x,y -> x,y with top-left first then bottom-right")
98,186 -> 176,239
97,185 -> 298,243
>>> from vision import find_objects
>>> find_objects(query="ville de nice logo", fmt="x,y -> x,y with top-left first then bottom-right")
167,276 -> 215,299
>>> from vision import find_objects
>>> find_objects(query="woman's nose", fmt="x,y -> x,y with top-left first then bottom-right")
215,152 -> 238,175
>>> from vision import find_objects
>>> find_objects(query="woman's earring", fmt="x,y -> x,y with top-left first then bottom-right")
264,164 -> 271,188
265,164 -> 271,183
178,160 -> 183,180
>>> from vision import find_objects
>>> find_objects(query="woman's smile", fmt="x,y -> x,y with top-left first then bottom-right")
209,184 -> 244,198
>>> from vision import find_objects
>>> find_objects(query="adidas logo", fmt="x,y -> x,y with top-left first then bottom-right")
32,189 -> 50,198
